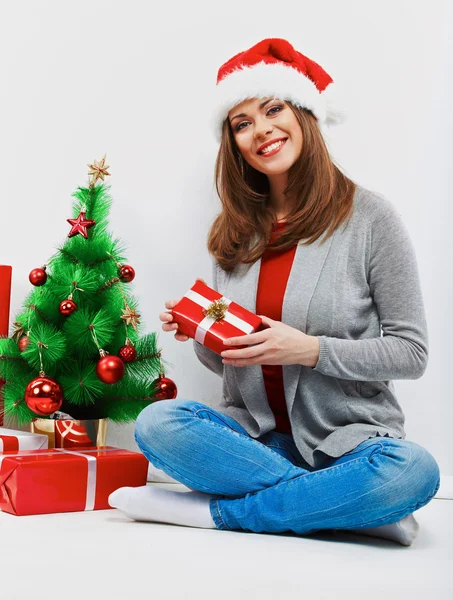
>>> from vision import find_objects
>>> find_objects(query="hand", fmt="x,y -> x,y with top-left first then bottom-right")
160,278 -> 207,342
220,315 -> 320,367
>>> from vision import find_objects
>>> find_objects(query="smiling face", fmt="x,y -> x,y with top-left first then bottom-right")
227,97 -> 303,176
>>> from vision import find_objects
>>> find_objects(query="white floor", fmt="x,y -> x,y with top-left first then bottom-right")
1,483 -> 451,600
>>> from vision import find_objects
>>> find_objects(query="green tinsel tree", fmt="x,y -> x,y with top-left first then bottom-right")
0,155 -> 174,426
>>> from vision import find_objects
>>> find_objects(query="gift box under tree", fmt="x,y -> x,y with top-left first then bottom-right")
0,446 -> 148,516
30,413 -> 107,449
0,427 -> 48,452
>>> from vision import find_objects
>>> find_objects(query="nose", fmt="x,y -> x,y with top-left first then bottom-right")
254,115 -> 274,139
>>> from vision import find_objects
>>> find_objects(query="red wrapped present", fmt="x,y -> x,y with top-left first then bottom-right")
0,427 -> 48,452
0,446 -> 148,516
0,265 -> 12,427
31,416 -> 107,449
171,279 -> 263,355
0,266 -> 11,338
55,420 -> 96,449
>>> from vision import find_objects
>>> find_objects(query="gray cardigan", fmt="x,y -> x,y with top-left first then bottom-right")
193,184 -> 428,469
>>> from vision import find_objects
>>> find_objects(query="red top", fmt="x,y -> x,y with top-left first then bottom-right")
255,222 -> 298,433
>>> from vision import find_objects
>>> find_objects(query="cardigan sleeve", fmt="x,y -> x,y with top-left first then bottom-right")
312,204 -> 429,381
192,259 -> 224,378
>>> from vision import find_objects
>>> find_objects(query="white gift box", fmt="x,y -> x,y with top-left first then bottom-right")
0,427 -> 48,452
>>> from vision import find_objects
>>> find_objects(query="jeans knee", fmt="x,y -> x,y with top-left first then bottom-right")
135,400 -> 171,443
395,442 -> 440,503
374,440 -> 440,512
413,444 -> 441,498
134,399 -> 195,446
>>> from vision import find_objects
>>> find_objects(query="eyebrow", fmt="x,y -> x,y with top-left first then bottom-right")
229,99 -> 275,123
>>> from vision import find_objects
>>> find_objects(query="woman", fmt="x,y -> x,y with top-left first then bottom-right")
109,38 -> 440,546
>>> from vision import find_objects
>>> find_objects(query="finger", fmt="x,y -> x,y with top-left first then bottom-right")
223,330 -> 268,347
258,316 -> 272,328
165,299 -> 181,309
175,332 -> 189,342
162,322 -> 179,332
222,358 -> 253,367
159,312 -> 173,322
222,343 -> 267,360
224,349 -> 270,365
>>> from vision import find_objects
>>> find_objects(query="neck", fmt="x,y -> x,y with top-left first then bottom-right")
268,173 -> 293,220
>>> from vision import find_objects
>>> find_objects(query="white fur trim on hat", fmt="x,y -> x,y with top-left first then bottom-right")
210,61 -> 346,142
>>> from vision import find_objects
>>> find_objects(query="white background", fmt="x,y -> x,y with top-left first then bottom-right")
1,0 -> 451,476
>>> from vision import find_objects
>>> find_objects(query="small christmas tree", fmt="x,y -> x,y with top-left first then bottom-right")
0,155 -> 177,426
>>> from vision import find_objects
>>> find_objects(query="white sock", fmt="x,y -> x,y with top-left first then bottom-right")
108,485 -> 216,529
349,513 -> 420,546
109,487 -> 419,543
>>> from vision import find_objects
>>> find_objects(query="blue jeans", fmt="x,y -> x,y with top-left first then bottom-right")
134,399 -> 441,535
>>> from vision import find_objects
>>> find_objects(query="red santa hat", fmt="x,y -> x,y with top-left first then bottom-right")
211,38 -> 346,141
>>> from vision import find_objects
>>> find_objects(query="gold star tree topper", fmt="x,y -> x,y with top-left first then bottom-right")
88,154 -> 111,187
121,303 -> 141,333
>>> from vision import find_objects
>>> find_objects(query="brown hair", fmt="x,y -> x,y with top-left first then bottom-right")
207,102 -> 357,273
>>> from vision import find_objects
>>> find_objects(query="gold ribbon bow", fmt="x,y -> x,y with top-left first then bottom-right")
202,298 -> 229,322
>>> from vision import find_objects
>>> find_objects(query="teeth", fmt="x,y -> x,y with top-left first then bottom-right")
260,140 -> 285,154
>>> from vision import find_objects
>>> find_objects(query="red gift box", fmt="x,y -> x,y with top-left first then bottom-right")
0,266 -> 12,338
0,265 -> 12,427
55,420 -> 95,449
0,427 -> 48,452
0,446 -> 149,516
171,279 -> 263,355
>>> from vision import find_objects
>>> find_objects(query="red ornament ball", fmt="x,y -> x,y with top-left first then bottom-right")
152,376 -> 178,400
24,376 -> 63,416
29,267 -> 47,287
96,355 -> 125,384
118,344 -> 137,363
59,299 -> 77,316
18,336 -> 30,352
119,264 -> 135,283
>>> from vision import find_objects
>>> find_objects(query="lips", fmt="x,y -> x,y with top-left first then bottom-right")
257,137 -> 288,155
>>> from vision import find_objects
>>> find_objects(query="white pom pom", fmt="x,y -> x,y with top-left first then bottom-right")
322,83 -> 348,126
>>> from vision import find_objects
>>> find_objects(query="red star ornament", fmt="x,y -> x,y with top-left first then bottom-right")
67,210 -> 96,239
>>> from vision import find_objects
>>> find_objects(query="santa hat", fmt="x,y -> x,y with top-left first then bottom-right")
211,38 -> 346,141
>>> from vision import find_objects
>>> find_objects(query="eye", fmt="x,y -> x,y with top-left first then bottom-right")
234,105 -> 284,132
